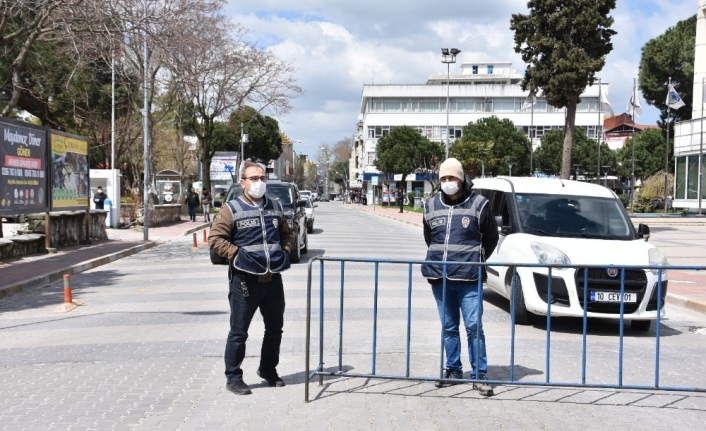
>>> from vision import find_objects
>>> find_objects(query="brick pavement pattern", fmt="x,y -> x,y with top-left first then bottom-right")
1,204 -> 706,430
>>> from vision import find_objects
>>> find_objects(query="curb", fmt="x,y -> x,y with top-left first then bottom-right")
0,222 -> 210,301
665,293 -> 706,315
0,242 -> 158,300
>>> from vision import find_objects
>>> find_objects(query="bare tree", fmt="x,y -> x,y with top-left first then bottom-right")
170,17 -> 302,193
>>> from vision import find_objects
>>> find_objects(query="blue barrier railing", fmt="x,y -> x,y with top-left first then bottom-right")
304,257 -> 704,402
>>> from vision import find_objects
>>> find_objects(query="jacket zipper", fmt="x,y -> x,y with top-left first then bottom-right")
258,205 -> 271,271
443,205 -> 453,265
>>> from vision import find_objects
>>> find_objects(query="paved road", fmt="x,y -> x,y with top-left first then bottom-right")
1,202 -> 706,430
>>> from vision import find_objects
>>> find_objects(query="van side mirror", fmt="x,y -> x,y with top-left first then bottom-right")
297,199 -> 307,208
495,215 -> 512,235
637,223 -> 650,241
214,201 -> 222,208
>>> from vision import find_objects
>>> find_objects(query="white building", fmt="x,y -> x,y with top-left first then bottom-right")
673,0 -> 706,212
353,61 -> 608,203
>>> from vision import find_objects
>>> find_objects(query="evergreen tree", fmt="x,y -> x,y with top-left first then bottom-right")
511,0 -> 617,179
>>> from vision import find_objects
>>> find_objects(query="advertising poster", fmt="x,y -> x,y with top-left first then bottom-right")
210,155 -> 238,181
0,119 -> 49,216
50,132 -> 90,210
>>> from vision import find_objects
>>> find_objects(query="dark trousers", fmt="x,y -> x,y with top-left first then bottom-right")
187,204 -> 197,220
224,272 -> 285,383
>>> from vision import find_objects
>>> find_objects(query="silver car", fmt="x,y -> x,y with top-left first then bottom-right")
303,196 -> 316,233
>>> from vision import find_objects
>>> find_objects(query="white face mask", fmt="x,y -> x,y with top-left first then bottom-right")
441,181 -> 460,195
248,181 -> 266,199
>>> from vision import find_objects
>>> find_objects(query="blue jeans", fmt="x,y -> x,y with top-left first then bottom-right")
431,279 -> 487,378
224,273 -> 285,383
187,204 -> 196,220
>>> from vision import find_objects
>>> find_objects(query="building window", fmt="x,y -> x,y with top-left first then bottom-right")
688,156 -> 699,199
676,156 -> 687,199
472,65 -> 478,74
420,99 -> 440,112
487,65 -> 494,74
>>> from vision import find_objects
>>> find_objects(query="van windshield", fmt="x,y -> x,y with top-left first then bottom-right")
515,193 -> 634,240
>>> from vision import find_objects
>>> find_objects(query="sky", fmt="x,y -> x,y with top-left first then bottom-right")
225,0 -> 697,159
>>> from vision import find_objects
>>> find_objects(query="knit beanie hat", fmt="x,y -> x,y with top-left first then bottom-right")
439,158 -> 464,180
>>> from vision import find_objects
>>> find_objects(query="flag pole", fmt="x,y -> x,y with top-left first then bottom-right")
664,77 -> 671,214
597,78 -> 602,185
630,78 -> 636,213
698,77 -> 704,215
530,96 -> 534,175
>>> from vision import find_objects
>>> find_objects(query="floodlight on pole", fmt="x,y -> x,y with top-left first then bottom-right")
441,47 -> 461,160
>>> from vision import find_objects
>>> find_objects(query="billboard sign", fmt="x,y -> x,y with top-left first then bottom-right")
50,131 -> 90,211
0,119 -> 49,216
210,155 -> 238,181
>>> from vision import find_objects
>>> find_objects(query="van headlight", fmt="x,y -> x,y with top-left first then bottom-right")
648,248 -> 668,276
531,242 -> 570,269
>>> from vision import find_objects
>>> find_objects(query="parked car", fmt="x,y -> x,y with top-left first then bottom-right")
211,180 -> 308,264
303,196 -> 316,233
474,177 -> 668,331
300,190 -> 313,200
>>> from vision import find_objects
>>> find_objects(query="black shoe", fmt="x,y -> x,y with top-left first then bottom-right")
473,374 -> 494,397
226,380 -> 252,395
257,369 -> 285,387
435,369 -> 463,388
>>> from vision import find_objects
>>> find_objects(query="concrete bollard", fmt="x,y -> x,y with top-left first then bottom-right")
192,232 -> 198,250
202,229 -> 208,245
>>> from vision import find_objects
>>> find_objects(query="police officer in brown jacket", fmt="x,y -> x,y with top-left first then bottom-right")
209,162 -> 292,395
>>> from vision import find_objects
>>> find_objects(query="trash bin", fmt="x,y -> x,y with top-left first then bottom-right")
104,198 -> 112,228
414,197 -> 422,210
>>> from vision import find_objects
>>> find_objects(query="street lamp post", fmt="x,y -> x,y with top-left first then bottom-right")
320,146 -> 331,198
441,48 -> 461,160
573,164 -> 581,181
508,163 -> 513,177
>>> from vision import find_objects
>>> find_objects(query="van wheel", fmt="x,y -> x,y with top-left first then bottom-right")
630,320 -> 652,331
508,271 -> 531,325
290,233 -> 301,263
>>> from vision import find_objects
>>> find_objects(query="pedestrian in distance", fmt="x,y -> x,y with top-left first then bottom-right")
421,157 -> 499,396
397,187 -> 404,213
201,189 -> 213,222
208,162 -> 293,395
93,186 -> 107,210
186,187 -> 200,222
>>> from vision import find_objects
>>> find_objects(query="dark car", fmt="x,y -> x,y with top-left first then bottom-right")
211,181 -> 308,264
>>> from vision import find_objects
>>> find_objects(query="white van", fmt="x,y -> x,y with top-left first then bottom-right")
473,177 -> 668,330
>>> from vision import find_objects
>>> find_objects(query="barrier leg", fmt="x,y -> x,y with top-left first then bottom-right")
192,232 -> 198,250
203,229 -> 208,245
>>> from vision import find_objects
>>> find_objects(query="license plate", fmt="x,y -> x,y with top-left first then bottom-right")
590,291 -> 637,303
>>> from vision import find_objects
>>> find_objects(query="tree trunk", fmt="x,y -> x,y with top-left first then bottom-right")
561,98 -> 578,179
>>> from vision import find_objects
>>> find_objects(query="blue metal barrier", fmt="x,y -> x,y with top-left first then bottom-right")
304,257 -> 704,402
